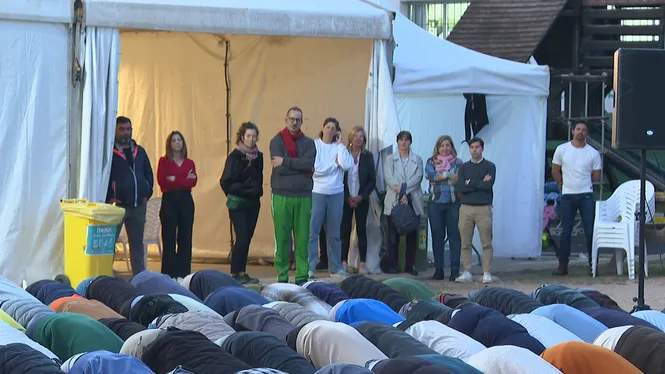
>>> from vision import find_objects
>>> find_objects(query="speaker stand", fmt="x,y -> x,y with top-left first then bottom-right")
632,149 -> 651,313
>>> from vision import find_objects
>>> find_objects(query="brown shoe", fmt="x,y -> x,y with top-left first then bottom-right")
553,259 -> 569,276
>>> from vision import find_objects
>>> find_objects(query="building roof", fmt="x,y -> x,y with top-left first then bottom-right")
446,0 -> 568,63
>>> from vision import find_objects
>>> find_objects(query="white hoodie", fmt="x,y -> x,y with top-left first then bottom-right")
313,139 -> 354,195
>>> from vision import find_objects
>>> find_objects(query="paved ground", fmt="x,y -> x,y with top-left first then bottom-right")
114,252 -> 665,312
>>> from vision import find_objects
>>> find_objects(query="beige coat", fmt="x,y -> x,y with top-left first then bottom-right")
383,151 -> 424,216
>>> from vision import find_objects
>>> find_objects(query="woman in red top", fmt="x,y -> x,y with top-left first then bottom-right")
157,131 -> 197,278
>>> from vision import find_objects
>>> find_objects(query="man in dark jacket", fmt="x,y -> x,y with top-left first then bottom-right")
107,116 -> 154,275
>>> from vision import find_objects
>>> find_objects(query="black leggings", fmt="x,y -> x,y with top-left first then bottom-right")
160,190 -> 195,278
341,198 -> 370,262
229,201 -> 260,274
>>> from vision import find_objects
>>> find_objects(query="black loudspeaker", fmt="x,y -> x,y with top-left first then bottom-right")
612,48 -> 665,150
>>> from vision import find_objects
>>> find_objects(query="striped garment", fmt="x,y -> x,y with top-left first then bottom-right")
260,283 -> 332,316
425,157 -> 463,204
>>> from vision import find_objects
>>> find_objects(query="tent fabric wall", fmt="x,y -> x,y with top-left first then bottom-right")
396,94 -> 546,259
0,20 -> 69,283
85,0 -> 391,39
0,0 -> 71,24
78,27 -> 121,202
117,32 -> 373,259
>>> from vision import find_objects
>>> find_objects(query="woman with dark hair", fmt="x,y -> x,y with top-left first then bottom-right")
220,122 -> 263,284
341,126 -> 375,274
157,131 -> 197,279
426,135 -> 463,281
308,118 -> 354,278
382,130 -> 424,275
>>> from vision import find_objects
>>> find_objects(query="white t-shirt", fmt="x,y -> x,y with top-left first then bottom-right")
312,139 -> 354,195
552,142 -> 602,195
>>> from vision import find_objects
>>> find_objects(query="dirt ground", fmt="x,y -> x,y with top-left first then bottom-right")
115,256 -> 665,312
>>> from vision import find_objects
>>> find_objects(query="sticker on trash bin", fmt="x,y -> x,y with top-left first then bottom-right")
86,225 -> 117,256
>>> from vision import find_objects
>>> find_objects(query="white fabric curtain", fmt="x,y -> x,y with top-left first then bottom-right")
77,27 -> 121,202
395,93 -> 546,259
0,20 -> 69,283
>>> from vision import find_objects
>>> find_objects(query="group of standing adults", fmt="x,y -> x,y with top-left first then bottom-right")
106,106 -> 502,286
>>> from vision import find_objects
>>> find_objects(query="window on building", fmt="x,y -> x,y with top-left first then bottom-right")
405,1 -> 470,38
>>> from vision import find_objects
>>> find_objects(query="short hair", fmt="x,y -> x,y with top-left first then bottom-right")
468,137 -> 484,148
574,121 -> 589,130
236,122 -> 259,145
116,116 -> 131,126
165,131 -> 188,160
285,106 -> 303,118
319,117 -> 340,139
396,131 -> 412,143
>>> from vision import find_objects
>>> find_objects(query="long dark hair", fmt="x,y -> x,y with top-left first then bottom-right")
165,131 -> 188,160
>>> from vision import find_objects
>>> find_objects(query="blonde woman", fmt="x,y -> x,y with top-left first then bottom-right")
341,126 -> 376,274
425,135 -> 463,281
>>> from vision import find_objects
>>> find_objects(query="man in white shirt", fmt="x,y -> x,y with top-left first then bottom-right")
551,121 -> 602,275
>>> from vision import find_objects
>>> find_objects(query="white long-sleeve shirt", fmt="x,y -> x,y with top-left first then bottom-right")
313,139 -> 354,195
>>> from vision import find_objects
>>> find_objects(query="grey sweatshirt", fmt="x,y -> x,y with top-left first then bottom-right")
269,133 -> 316,197
456,159 -> 496,206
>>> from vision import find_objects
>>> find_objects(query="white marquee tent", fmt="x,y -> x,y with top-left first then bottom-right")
391,14 -> 550,259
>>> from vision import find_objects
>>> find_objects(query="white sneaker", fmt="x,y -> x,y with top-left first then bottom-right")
455,272 -> 473,283
331,270 -> 348,278
482,272 -> 493,284
308,271 -> 316,279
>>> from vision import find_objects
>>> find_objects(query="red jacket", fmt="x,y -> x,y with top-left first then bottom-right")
157,157 -> 197,193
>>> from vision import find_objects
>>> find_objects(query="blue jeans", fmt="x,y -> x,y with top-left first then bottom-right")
308,192 -> 344,273
558,193 -> 595,262
428,201 -> 461,271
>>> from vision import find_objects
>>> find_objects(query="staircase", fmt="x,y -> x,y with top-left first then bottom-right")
581,4 -> 665,70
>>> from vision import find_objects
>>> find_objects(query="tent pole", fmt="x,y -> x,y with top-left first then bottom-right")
224,39 -> 234,262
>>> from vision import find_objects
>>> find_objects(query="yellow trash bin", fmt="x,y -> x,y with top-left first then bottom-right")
60,199 -> 126,289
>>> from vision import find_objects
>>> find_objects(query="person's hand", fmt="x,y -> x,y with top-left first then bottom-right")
336,134 -> 343,145
449,173 -> 458,184
400,195 -> 408,205
355,196 -> 363,205
483,174 -> 492,182
347,197 -> 356,208
108,198 -> 121,205
271,156 -> 284,167
167,176 -> 175,182
186,170 -> 197,179
393,184 -> 401,193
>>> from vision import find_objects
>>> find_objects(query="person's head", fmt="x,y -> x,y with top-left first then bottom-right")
572,121 -> 589,142
433,135 -> 456,159
319,118 -> 340,143
165,131 -> 188,159
396,131 -> 412,153
348,126 -> 367,151
115,116 -> 132,145
236,122 -> 259,149
468,137 -> 484,160
284,106 -> 303,134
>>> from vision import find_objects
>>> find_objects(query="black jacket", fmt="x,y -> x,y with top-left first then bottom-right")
106,141 -> 154,208
343,150 -> 376,200
220,149 -> 264,200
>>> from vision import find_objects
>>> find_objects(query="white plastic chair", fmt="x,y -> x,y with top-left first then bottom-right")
116,197 -> 163,272
591,180 -> 654,280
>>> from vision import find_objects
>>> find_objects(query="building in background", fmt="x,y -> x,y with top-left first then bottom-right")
400,0 -> 470,38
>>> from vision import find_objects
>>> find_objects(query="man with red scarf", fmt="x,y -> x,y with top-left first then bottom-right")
270,106 -> 316,285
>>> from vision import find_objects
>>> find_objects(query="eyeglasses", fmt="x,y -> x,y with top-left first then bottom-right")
286,117 -> 302,124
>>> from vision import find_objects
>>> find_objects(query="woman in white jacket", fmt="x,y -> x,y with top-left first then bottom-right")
308,118 -> 355,278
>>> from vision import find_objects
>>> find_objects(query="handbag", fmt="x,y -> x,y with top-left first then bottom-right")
390,183 -> 420,235
226,194 -> 250,210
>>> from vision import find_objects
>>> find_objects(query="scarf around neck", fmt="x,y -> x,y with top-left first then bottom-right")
435,154 -> 455,172
237,143 -> 258,160
280,127 -> 304,157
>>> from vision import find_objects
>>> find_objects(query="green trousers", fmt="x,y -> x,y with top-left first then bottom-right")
272,194 -> 312,283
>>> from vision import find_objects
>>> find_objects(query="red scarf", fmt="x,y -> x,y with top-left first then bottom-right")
279,127 -> 303,157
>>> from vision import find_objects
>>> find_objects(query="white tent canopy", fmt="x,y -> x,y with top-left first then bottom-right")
84,0 -> 392,39
393,14 -> 549,96
390,14 -> 549,259
0,0 -> 71,23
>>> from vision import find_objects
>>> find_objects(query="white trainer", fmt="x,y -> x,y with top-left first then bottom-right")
482,272 -> 493,284
455,271 -> 473,283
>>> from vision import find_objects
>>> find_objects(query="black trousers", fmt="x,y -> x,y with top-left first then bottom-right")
160,190 -> 195,278
229,201 -> 260,274
341,198 -> 370,263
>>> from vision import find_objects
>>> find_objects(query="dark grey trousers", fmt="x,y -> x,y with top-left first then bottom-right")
115,203 -> 147,275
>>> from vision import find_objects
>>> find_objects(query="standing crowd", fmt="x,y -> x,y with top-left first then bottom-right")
106,110 -> 600,286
